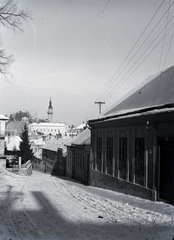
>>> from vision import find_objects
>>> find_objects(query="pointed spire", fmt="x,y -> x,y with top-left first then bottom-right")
48,97 -> 53,109
47,97 -> 53,123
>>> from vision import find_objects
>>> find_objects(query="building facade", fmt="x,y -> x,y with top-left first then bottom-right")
42,139 -> 67,175
29,122 -> 68,137
66,128 -> 90,185
88,66 -> 174,203
0,114 -> 9,156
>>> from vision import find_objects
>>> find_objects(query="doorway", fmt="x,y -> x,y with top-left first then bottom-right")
159,139 -> 174,203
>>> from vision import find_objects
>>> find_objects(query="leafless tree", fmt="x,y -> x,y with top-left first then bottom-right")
0,0 -> 32,77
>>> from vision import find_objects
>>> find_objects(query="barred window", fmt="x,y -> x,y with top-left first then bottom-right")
107,137 -> 113,175
96,137 -> 102,171
135,138 -> 144,174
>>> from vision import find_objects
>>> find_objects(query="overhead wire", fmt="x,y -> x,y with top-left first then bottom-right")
153,0 -> 172,102
81,0 -> 166,123
81,0 -> 173,122
105,12 -> 174,100
95,0 -> 166,103
105,22 -> 174,101
103,2 -> 174,102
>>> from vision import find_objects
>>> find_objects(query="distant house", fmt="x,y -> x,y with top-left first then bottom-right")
65,128 -> 91,184
67,123 -> 86,138
5,136 -> 22,155
6,121 -> 25,137
42,138 -> 67,176
0,114 -> 9,156
88,66 -> 174,204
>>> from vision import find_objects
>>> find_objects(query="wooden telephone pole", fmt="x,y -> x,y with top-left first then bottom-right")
95,101 -> 105,114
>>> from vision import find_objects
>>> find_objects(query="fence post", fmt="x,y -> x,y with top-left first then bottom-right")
18,157 -> 21,173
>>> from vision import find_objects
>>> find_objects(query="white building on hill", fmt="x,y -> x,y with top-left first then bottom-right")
29,122 -> 68,137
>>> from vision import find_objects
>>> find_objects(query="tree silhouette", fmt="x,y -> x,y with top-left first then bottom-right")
0,0 -> 31,77
19,123 -> 33,164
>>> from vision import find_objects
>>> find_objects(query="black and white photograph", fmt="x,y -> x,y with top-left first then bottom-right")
0,0 -> 174,239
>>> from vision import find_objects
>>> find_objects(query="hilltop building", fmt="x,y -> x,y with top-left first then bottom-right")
29,98 -> 68,137
29,122 -> 68,137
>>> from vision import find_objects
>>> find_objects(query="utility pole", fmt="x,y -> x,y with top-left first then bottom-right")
95,101 -> 105,114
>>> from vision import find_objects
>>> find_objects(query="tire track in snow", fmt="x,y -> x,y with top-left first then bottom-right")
51,176 -> 173,227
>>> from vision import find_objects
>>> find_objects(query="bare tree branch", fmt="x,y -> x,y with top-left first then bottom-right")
0,0 -> 32,32
0,0 -> 32,78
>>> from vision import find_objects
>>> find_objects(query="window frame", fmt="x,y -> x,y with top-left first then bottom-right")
119,138 -> 127,170
135,138 -> 145,175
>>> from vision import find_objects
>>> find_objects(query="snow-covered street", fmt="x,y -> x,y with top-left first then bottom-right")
0,162 -> 174,240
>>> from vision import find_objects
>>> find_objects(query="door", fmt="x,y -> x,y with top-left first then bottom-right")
160,140 -> 174,203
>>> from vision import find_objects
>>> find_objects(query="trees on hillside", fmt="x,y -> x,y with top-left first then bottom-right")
0,0 -> 31,76
9,111 -> 32,122
19,123 -> 33,164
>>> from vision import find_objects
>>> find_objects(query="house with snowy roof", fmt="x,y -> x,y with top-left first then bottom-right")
42,138 -> 67,176
67,122 -> 86,138
88,66 -> 174,204
0,114 -> 9,156
65,128 -> 90,184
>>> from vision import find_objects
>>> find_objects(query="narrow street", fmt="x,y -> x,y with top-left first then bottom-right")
0,162 -> 174,240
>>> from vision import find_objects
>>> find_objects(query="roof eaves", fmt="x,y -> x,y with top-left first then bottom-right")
88,103 -> 174,124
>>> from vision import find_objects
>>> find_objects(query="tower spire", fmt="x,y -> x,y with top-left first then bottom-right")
47,97 -> 53,122
49,97 -> 52,109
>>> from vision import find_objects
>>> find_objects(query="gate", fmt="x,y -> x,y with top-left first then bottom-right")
159,140 -> 174,203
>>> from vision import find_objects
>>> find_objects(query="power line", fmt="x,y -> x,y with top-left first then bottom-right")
104,12 -> 174,102
95,0 -> 166,103
81,0 -> 167,121
153,0 -> 173,102
81,0 -> 174,122
104,22 -> 174,102
103,3 -> 174,102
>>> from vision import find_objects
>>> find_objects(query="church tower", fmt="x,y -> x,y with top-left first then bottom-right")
47,98 -> 53,123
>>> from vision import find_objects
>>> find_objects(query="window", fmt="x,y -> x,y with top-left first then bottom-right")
119,138 -> 127,170
135,138 -> 144,174
96,137 -> 102,171
107,137 -> 113,175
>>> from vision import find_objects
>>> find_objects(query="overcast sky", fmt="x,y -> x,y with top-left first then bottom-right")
0,0 -> 174,126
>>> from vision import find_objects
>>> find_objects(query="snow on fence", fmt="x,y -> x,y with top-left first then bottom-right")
20,160 -> 32,176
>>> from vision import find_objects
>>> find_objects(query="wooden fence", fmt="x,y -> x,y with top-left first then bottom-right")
20,160 -> 32,176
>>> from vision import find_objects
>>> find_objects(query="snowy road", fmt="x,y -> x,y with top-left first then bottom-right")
0,164 -> 174,239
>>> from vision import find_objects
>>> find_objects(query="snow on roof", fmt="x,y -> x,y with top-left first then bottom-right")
0,114 -> 9,120
89,104 -> 174,124
6,136 -> 22,151
42,138 -> 67,153
30,122 -> 67,127
75,123 -> 86,129
64,137 -> 75,147
71,128 -> 91,146
103,66 -> 174,117
42,143 -> 58,152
